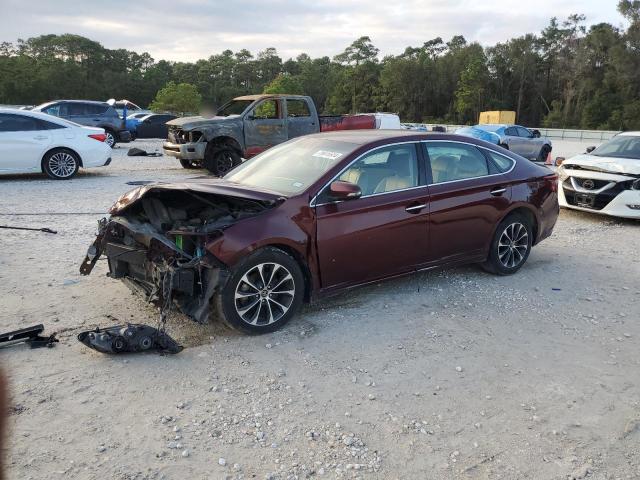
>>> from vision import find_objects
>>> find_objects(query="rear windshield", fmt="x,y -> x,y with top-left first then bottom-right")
224,137 -> 357,195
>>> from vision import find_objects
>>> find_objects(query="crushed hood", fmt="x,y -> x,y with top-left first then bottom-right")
166,115 -> 240,130
564,154 -> 640,175
110,178 -> 285,214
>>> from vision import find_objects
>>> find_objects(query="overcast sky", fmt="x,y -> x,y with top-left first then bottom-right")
0,0 -> 626,61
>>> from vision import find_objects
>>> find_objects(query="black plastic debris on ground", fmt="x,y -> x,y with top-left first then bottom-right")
0,324 -> 58,349
127,147 -> 163,157
77,324 -> 183,354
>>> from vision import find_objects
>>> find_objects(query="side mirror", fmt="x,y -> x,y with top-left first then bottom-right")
531,129 -> 541,138
586,146 -> 596,153
329,181 -> 362,201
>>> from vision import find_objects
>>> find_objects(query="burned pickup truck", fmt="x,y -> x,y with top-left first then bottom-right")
163,94 -> 397,175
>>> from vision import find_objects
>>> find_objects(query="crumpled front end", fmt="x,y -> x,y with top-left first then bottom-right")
80,185 -> 279,323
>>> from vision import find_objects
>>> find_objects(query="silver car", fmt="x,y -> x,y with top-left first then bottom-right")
456,124 -> 552,162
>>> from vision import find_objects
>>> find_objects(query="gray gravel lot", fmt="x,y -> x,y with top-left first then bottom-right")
0,138 -> 638,480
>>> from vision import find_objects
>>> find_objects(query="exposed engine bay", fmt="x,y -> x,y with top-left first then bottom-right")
80,184 -> 279,324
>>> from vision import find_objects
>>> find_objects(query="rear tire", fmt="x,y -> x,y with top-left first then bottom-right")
537,144 -> 551,163
203,144 -> 241,176
42,148 -> 80,180
216,248 -> 305,335
179,159 -> 201,169
104,129 -> 117,148
482,213 -> 532,275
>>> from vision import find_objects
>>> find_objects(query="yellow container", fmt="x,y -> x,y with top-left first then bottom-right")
478,111 -> 516,125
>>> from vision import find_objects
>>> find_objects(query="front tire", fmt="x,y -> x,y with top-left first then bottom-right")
203,144 -> 241,176
216,248 -> 305,334
42,148 -> 80,180
482,213 -> 532,275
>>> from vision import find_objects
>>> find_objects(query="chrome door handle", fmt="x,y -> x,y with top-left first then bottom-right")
405,203 -> 427,213
490,187 -> 506,196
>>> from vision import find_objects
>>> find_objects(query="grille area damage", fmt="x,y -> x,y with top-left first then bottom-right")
80,185 -> 278,324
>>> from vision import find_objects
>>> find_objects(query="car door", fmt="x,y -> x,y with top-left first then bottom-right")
424,141 -> 512,263
285,99 -> 316,139
243,98 -> 287,156
0,114 -> 52,172
503,126 -> 525,156
516,126 -> 536,158
314,142 -> 430,289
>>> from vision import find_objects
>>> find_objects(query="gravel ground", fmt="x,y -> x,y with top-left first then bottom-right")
1,139 -> 639,480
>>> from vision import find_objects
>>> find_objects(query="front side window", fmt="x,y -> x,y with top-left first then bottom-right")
425,142 -> 489,183
252,100 -> 280,119
504,127 -> 517,136
286,99 -> 310,117
338,144 -> 419,196
41,103 -> 62,116
0,114 -> 43,132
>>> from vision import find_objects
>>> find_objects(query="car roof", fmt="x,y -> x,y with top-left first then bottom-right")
617,131 -> 640,137
0,107 -> 75,125
233,94 -> 309,101
303,129 -> 489,146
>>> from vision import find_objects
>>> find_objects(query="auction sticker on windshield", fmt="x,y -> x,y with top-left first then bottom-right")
312,151 -> 343,160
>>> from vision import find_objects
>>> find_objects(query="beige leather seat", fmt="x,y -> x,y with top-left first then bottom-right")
373,151 -> 415,193
431,154 -> 457,183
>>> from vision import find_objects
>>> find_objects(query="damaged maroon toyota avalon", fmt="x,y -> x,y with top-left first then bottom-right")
80,131 -> 558,334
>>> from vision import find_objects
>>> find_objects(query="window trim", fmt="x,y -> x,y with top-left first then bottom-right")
310,141 -> 424,207
421,140 -> 516,186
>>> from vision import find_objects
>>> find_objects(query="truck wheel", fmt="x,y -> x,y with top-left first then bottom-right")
203,145 -> 241,176
179,159 -> 201,169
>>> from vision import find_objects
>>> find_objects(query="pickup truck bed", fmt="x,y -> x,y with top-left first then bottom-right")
319,115 -> 375,132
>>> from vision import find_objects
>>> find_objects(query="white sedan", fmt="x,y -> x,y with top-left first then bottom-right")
558,132 -> 640,218
0,108 -> 112,180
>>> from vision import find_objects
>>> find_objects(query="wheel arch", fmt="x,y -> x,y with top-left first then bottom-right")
499,205 -> 539,244
206,136 -> 243,156
41,146 -> 83,171
255,243 -> 313,303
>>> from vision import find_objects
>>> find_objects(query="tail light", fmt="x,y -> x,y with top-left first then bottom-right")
89,133 -> 107,142
544,173 -> 558,192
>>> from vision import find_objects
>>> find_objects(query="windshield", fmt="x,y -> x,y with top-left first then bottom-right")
224,137 -> 357,195
592,135 -> 640,159
216,100 -> 253,117
476,125 -> 503,132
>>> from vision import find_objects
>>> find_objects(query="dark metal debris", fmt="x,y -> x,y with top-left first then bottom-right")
77,324 -> 183,354
0,225 -> 57,234
0,324 -> 58,349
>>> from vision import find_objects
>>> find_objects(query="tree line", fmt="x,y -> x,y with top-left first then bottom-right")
0,1 -> 638,129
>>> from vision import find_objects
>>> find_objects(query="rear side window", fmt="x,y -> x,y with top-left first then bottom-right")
516,126 -> 532,138
504,127 -> 517,136
425,142 -> 489,183
484,149 -> 515,173
0,114 -> 41,132
287,99 -> 311,117
85,104 -> 108,115
67,103 -> 88,116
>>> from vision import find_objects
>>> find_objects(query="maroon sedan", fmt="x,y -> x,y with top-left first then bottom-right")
80,131 -> 558,334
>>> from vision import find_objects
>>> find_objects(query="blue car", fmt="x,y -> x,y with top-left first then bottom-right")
456,124 -> 552,162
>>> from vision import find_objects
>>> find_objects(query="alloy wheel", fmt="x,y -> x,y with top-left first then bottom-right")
234,262 -> 295,326
497,222 -> 529,268
105,132 -> 115,147
48,152 -> 77,178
